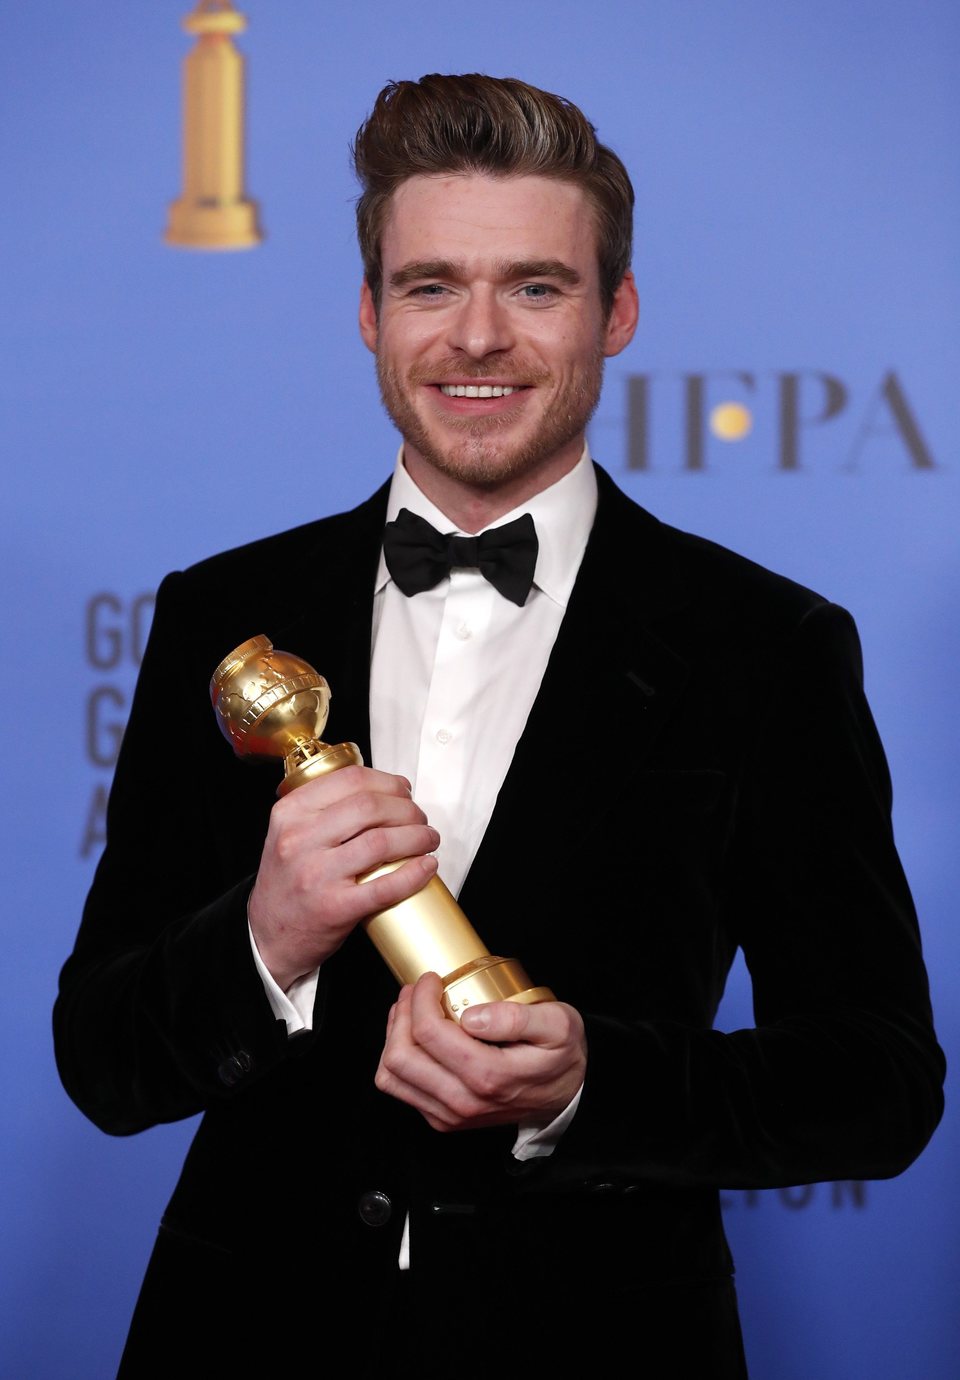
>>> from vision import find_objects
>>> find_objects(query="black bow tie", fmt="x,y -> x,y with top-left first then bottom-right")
382,507 -> 539,607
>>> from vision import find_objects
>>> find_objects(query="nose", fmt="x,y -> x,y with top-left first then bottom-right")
446,286 -> 514,359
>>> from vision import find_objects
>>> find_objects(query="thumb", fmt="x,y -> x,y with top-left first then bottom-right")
460,998 -> 537,1043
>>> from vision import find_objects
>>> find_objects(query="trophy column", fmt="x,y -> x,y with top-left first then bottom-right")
210,635 -> 555,1021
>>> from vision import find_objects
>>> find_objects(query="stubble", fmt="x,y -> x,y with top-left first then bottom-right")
375,350 -> 606,492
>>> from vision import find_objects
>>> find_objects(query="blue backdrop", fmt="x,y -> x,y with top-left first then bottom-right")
3,3 -> 957,1376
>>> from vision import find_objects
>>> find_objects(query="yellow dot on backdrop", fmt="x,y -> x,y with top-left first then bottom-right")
710,402 -> 753,441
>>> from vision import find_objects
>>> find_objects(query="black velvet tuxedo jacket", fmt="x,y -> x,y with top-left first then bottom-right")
55,465 -> 944,1378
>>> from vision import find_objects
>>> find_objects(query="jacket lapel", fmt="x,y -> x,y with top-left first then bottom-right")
459,466 -> 694,950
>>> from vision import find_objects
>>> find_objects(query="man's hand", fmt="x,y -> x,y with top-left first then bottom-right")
375,971 -> 587,1132
248,764 -> 440,991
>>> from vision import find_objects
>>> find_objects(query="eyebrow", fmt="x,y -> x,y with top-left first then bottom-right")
388,258 -> 583,289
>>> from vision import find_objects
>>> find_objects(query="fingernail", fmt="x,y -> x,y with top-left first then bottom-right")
461,1007 -> 490,1033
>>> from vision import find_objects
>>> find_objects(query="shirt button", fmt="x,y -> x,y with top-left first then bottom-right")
435,729 -> 451,745
454,622 -> 472,640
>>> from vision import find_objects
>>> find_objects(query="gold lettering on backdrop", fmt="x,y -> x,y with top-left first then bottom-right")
80,784 -> 109,860
623,370 -> 937,471
777,372 -> 848,471
844,370 -> 936,471
719,1182 -> 867,1211
81,594 -> 155,859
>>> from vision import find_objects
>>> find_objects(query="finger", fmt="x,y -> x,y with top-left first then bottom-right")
347,853 -> 439,917
376,985 -> 465,1125
378,980 -> 492,1122
390,977 -> 448,1057
459,998 -> 582,1050
279,790 -> 435,854
287,764 -> 415,813
407,972 -> 486,1070
341,821 -> 441,879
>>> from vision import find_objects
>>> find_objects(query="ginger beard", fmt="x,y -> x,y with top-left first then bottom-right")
375,347 -> 607,491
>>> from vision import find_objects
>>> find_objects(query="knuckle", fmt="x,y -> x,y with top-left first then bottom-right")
380,1042 -> 416,1083
377,1047 -> 400,1079
353,790 -> 385,826
497,1004 -> 527,1040
272,830 -> 301,866
358,825 -> 390,864
270,789 -> 301,819
471,1066 -> 503,1102
446,1088 -> 481,1121
409,1010 -> 438,1049
289,857 -> 322,900
458,1048 -> 502,1102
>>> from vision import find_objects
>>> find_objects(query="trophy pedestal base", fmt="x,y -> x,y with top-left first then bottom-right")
165,197 -> 263,250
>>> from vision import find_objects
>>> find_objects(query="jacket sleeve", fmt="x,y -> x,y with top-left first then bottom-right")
550,601 -> 945,1190
53,570 -> 311,1136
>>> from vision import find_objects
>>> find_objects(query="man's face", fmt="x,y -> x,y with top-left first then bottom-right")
359,173 -> 637,514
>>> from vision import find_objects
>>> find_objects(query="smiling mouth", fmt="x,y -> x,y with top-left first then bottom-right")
437,383 -> 521,398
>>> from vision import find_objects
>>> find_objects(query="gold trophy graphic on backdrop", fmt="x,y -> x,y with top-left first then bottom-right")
210,636 -> 556,1021
165,0 -> 262,250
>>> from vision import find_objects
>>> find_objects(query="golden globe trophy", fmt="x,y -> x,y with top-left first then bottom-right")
210,636 -> 555,1021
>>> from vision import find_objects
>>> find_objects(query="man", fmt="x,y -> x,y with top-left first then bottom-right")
54,74 -> 944,1378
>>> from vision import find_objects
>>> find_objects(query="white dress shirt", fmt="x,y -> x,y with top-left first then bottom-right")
369,446 -> 597,898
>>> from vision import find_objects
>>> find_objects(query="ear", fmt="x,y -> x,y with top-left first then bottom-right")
358,279 -> 378,353
602,270 -> 639,358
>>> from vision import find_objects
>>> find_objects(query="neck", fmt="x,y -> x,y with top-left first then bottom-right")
401,441 -> 584,533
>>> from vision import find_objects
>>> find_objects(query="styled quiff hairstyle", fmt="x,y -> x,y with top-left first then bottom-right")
352,73 -> 634,317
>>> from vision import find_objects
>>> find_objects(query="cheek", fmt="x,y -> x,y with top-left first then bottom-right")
532,313 -> 602,361
380,314 -> 441,355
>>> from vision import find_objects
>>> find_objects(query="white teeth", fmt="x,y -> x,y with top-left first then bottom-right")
439,384 -> 517,398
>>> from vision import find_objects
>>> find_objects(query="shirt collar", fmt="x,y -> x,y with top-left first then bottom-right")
375,443 -> 597,609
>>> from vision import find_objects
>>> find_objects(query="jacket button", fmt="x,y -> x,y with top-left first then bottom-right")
217,1051 -> 252,1087
357,1190 -> 392,1227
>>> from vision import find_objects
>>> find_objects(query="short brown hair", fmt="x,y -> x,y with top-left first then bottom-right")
352,73 -> 634,316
